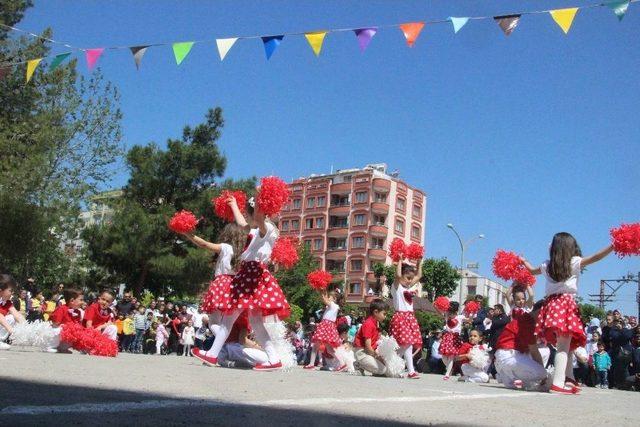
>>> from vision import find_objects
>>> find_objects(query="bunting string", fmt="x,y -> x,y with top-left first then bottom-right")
0,1 -> 636,78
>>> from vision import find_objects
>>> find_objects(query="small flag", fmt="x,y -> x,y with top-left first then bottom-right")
304,31 -> 327,57
216,38 -> 238,61
130,46 -> 149,70
494,14 -> 521,36
172,42 -> 194,65
49,52 -> 71,71
399,22 -> 425,47
26,58 -> 42,83
261,35 -> 284,60
449,17 -> 470,34
607,1 -> 630,21
85,48 -> 104,71
550,8 -> 579,34
354,28 -> 377,52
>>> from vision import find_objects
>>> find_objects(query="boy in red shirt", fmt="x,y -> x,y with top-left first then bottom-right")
48,288 -> 85,353
83,290 -> 117,340
354,299 -> 388,376
494,300 -> 547,390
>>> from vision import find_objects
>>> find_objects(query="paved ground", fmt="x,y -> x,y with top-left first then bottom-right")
0,349 -> 637,426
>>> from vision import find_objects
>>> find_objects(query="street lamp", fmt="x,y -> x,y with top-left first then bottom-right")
446,223 -> 485,302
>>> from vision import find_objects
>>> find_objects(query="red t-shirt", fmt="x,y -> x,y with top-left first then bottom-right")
50,304 -> 82,325
458,342 -> 473,364
495,313 -> 536,353
354,316 -> 380,350
0,299 -> 13,316
83,303 -> 114,328
227,311 -> 250,343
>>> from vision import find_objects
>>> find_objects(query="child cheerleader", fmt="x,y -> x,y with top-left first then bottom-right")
0,274 -> 26,350
305,289 -> 345,371
521,232 -> 614,394
439,301 -> 465,380
456,329 -> 490,383
181,319 -> 195,357
389,258 -> 423,379
83,290 -> 118,341
506,284 -> 534,319
193,195 -> 290,370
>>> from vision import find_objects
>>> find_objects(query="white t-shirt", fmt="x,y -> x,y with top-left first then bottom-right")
540,256 -> 582,296
322,302 -> 339,322
444,314 -> 465,334
214,243 -> 234,276
240,222 -> 278,263
392,282 -> 416,312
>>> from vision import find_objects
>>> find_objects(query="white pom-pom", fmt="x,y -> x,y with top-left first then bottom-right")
263,319 -> 297,371
334,345 -> 356,373
10,321 -> 58,350
468,346 -> 490,369
376,335 -> 406,378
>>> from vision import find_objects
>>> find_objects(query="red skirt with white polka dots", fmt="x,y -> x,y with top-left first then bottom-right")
535,293 -> 586,351
439,331 -> 462,356
390,311 -> 422,347
312,319 -> 341,348
226,261 -> 290,319
200,274 -> 234,313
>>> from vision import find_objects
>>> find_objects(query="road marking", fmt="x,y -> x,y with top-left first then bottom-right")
1,392 -> 548,415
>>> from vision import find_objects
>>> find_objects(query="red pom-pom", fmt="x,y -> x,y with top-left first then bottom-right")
405,243 -> 424,260
463,300 -> 480,315
168,210 -> 198,234
271,237 -> 299,269
433,296 -> 450,313
512,267 -> 536,287
257,176 -> 291,216
307,270 -> 333,290
213,190 -> 247,222
60,323 -> 118,357
611,223 -> 640,258
492,250 -> 522,281
389,238 -> 406,262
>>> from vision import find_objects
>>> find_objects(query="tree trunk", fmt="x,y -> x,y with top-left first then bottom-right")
135,263 -> 149,296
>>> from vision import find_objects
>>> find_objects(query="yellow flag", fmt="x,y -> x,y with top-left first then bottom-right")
26,58 -> 43,83
550,8 -> 579,34
304,32 -> 327,57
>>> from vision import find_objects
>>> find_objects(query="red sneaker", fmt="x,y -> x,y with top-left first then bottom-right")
513,380 -> 523,389
565,377 -> 582,388
443,375 -> 450,381
407,372 -> 420,379
191,348 -> 218,367
254,362 -> 283,371
550,384 -> 578,395
335,364 -> 347,372
303,365 -> 317,370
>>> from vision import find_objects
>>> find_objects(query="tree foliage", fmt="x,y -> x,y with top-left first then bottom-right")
274,245 -> 323,321
420,258 -> 461,301
578,303 -> 607,325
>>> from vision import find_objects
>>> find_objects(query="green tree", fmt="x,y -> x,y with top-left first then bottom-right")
415,311 -> 444,332
274,245 -> 323,321
578,303 -> 606,325
420,258 -> 461,301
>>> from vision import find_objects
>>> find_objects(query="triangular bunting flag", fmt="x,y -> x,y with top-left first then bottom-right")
550,8 -> 578,34
85,48 -> 104,71
26,58 -> 42,83
449,17 -> 470,34
354,28 -> 377,52
49,52 -> 71,71
304,32 -> 327,57
216,38 -> 238,61
399,22 -> 425,47
607,1 -> 630,21
130,46 -> 149,70
261,35 -> 284,60
494,14 -> 521,36
172,42 -> 194,65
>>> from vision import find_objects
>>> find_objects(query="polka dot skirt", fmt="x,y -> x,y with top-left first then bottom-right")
200,274 -> 234,313
390,311 -> 422,347
535,293 -> 586,350
439,331 -> 463,356
226,261 -> 290,319
312,319 -> 341,348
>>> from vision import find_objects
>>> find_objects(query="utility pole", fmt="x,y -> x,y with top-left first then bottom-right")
589,272 -> 640,317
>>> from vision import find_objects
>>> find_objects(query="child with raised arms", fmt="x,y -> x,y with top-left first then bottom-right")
439,301 -> 465,380
305,289 -> 346,371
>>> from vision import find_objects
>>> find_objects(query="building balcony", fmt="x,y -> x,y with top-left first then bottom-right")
368,248 -> 387,260
329,205 -> 350,216
373,178 -> 390,192
369,224 -> 387,236
325,250 -> 347,261
330,183 -> 352,194
371,202 -> 389,214
327,228 -> 348,238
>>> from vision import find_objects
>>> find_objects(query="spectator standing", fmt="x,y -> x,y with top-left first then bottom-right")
608,318 -> 633,388
181,320 -> 195,357
470,295 -> 488,333
132,306 -> 147,353
122,313 -> 135,352
428,331 -> 444,374
594,341 -> 612,388
116,291 -> 135,316
487,304 -> 510,351
625,334 -> 640,391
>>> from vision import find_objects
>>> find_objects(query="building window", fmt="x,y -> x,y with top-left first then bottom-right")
313,239 -> 322,251
293,199 -> 301,209
307,197 -> 315,208
396,197 -> 406,211
412,205 -> 422,218
293,185 -> 303,191
355,191 -> 368,203
291,219 -> 300,230
351,259 -> 363,272
329,216 -> 348,228
328,238 -> 347,250
305,218 -> 314,230
374,192 -> 387,203
467,285 -> 477,297
343,175 -> 353,183
315,217 -> 325,229
326,259 -> 345,272
411,225 -> 420,239
331,195 -> 350,206
372,214 -> 386,226
354,214 -> 366,226
348,282 -> 362,294
281,220 -> 289,232
395,219 -> 404,234
352,236 -> 365,249
371,237 -> 384,249
304,239 -> 312,249
317,196 -> 326,207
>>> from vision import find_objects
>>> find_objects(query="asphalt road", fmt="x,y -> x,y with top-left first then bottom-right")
0,349 -> 637,426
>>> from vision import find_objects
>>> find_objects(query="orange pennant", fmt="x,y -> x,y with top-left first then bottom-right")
399,22 -> 425,47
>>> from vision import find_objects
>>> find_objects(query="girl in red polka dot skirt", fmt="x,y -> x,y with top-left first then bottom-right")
305,289 -> 346,371
389,257 -> 424,379
438,301 -> 465,380
520,232 -> 614,395
193,195 -> 290,371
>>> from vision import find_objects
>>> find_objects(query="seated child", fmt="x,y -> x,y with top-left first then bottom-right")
353,299 -> 388,376
0,274 -> 27,350
83,290 -> 117,341
456,329 -> 490,383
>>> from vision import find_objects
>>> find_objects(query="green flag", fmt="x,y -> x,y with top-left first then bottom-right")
607,1 -> 630,21
49,52 -> 71,71
172,42 -> 195,65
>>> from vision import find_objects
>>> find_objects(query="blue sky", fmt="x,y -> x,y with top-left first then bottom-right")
22,1 -> 640,314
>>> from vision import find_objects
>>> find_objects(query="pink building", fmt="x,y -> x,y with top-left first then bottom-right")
278,164 -> 427,303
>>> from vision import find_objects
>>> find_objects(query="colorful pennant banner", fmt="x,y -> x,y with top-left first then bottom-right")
0,0 -> 636,84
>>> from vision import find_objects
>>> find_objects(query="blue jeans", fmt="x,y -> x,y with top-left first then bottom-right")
133,329 -> 145,352
598,370 -> 609,387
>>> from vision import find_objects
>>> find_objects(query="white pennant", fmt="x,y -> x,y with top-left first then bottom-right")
216,38 -> 238,61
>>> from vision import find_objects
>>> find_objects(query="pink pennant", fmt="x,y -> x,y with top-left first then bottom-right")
85,48 -> 105,71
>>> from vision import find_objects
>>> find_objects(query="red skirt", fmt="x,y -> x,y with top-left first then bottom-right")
390,311 -> 422,347
312,319 -> 341,348
226,261 -> 290,318
535,293 -> 586,351
200,274 -> 233,313
440,331 -> 462,356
